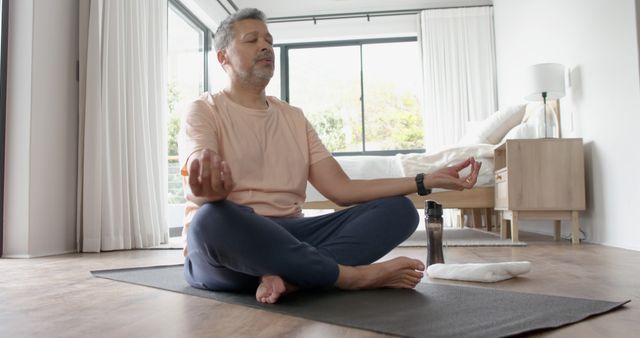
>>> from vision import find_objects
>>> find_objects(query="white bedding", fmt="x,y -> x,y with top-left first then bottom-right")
396,143 -> 495,186
305,156 -> 403,202
304,144 -> 496,203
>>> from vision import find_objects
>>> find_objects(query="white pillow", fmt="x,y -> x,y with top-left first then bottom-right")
499,105 -> 550,143
457,133 -> 489,145
530,104 -> 560,138
457,104 -> 526,145
500,121 -> 537,142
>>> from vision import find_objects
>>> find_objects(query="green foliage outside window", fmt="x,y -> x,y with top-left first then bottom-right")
168,80 -> 182,157
365,83 -> 424,151
306,109 -> 346,152
304,81 -> 423,153
167,79 -> 186,204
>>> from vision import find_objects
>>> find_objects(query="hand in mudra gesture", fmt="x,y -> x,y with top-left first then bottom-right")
187,149 -> 235,204
426,157 -> 482,191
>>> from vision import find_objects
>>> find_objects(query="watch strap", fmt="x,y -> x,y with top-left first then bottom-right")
415,173 -> 431,196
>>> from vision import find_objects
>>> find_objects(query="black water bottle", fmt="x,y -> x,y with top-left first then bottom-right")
425,200 -> 444,267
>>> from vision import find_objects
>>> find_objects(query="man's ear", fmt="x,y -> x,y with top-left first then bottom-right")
217,49 -> 227,66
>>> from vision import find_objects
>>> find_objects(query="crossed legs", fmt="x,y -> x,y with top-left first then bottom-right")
184,196 -> 423,303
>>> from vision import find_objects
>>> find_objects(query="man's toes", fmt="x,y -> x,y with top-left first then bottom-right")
410,259 -> 426,271
395,256 -> 425,271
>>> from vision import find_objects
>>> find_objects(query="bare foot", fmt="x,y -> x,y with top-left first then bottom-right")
336,256 -> 425,290
255,275 -> 298,304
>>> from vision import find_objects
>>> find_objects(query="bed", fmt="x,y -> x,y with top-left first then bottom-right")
302,146 -> 496,229
303,101 -> 560,231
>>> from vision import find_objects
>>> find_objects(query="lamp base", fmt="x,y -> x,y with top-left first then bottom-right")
541,104 -> 560,139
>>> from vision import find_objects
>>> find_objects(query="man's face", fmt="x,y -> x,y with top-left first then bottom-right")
220,19 -> 275,84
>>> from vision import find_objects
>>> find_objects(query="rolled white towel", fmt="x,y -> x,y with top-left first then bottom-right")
427,261 -> 532,282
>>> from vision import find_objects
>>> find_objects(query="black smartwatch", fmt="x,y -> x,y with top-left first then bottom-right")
415,173 -> 432,196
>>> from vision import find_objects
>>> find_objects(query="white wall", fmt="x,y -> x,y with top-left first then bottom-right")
4,0 -> 33,257
493,0 -> 640,250
3,0 -> 78,257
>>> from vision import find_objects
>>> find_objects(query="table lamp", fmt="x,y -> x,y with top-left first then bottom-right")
523,63 -> 566,138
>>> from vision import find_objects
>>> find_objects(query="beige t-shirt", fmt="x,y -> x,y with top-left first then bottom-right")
178,91 -> 331,226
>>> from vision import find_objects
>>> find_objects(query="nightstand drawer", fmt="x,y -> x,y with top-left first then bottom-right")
494,169 -> 507,184
494,169 -> 508,209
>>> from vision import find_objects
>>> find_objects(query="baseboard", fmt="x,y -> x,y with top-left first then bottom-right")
2,254 -> 33,259
2,249 -> 77,259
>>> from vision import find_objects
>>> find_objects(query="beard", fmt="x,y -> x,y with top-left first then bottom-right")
251,50 -> 275,81
253,63 -> 274,81
235,58 -> 274,86
235,65 -> 273,87
229,49 -> 276,86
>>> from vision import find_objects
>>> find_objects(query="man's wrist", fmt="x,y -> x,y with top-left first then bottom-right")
415,173 -> 432,196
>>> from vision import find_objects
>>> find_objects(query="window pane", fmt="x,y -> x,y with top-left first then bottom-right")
167,5 -> 205,204
266,47 -> 281,98
362,42 -> 424,151
209,48 -> 226,93
168,6 -> 205,107
289,46 -> 362,152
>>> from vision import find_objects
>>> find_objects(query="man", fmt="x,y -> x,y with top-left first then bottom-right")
179,8 -> 481,304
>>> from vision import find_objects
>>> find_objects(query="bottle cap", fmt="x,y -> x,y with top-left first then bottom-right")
425,200 -> 443,217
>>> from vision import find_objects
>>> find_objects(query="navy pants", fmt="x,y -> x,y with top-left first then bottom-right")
184,196 -> 419,292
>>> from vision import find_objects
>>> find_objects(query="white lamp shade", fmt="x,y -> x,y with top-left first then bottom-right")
523,63 -> 566,101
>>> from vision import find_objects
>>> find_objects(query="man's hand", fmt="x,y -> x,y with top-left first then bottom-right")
187,149 -> 235,205
425,157 -> 482,191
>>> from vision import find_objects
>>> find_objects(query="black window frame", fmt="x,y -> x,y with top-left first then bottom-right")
276,37 -> 425,156
0,0 -> 9,257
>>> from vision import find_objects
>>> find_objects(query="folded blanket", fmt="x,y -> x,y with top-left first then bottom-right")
427,261 -> 531,282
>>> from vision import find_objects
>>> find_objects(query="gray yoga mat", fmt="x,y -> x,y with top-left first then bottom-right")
92,265 -> 629,338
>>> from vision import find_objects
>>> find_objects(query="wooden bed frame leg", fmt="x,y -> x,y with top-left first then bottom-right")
500,214 -> 508,239
472,209 -> 482,229
484,208 -> 492,231
554,220 -> 561,241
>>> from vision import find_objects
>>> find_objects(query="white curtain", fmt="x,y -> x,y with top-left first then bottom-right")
418,6 -> 497,152
77,0 -> 168,252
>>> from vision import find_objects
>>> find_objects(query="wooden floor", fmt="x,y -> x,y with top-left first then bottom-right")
1,232 -> 639,338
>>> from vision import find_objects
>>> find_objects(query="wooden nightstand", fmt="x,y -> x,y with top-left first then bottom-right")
494,138 -> 586,244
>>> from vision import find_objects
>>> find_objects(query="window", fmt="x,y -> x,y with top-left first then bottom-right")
266,47 -> 281,98
362,42 -> 423,152
167,0 -> 210,205
289,46 -> 362,152
285,38 -> 424,154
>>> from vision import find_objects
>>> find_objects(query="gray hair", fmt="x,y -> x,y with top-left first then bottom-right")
213,8 -> 268,51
